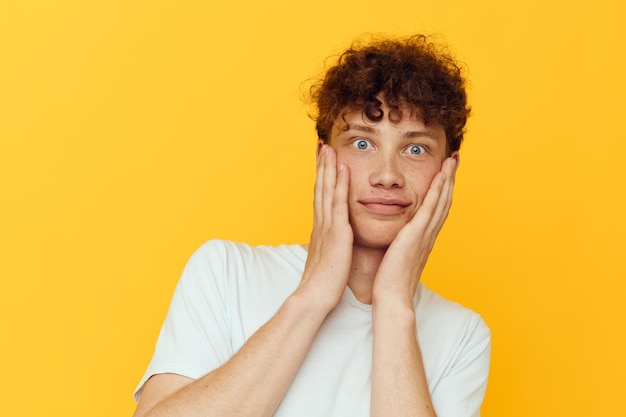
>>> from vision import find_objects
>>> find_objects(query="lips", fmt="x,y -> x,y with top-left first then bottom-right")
358,198 -> 411,215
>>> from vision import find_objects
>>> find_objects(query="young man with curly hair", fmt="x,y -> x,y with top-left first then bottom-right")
133,35 -> 491,417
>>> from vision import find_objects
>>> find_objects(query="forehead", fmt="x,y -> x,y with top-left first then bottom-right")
331,107 -> 445,141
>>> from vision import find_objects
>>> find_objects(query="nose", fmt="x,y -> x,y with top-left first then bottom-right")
369,152 -> 405,189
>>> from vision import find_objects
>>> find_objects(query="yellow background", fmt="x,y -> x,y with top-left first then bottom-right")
1,0 -> 625,416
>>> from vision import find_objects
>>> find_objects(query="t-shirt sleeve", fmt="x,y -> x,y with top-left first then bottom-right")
430,313 -> 491,417
134,240 -> 234,402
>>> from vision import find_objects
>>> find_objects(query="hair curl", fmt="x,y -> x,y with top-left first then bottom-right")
309,34 -> 470,153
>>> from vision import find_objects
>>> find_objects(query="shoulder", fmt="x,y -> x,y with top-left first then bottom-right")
190,239 -> 306,267
186,239 -> 306,338
416,284 -> 489,336
415,284 -> 491,366
181,239 -> 306,294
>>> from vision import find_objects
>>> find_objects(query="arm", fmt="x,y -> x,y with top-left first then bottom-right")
429,315 -> 491,417
371,156 -> 458,417
133,145 -> 353,417
134,292 -> 331,417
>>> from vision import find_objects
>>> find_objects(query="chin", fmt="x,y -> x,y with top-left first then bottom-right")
351,221 -> 403,250
353,236 -> 392,250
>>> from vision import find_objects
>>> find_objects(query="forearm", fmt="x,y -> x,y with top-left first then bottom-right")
143,291 -> 330,417
371,298 -> 436,417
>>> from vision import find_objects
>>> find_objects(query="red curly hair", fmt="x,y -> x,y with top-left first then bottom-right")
310,34 -> 470,153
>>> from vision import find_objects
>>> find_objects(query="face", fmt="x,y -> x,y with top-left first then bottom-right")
328,103 -> 454,250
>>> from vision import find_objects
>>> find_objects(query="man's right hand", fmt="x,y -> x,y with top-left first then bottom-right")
134,144 -> 353,417
297,143 -> 353,312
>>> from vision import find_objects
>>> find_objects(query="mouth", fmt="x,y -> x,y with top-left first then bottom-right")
358,198 -> 411,215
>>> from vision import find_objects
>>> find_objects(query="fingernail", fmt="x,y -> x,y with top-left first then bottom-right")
338,163 -> 344,171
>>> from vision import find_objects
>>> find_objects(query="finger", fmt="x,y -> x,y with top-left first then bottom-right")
410,169 -> 446,232
333,162 -> 350,224
322,146 -> 338,220
400,157 -> 453,245
313,145 -> 327,224
429,158 -> 457,234
426,157 -> 457,235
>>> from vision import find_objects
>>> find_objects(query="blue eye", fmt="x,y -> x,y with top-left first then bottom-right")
353,139 -> 371,150
407,145 -> 425,155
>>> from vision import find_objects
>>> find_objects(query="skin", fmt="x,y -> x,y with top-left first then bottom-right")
133,101 -> 458,417
323,104 -> 458,416
330,110 -> 447,250
327,104 -> 458,304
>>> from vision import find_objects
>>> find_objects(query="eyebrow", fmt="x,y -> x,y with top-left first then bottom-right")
346,123 -> 440,141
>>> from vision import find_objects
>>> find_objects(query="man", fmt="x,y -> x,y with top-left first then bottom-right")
133,34 -> 490,417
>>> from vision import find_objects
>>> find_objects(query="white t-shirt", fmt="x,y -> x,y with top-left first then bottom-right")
135,239 -> 491,417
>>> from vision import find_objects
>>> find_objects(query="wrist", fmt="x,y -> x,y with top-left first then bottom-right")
372,299 -> 417,336
373,298 -> 416,315
290,283 -> 340,317
371,285 -> 417,312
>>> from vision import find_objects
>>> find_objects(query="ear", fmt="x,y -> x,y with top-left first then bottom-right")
316,139 -> 325,157
450,151 -> 460,167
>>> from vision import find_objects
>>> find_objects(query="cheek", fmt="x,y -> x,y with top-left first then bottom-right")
335,154 -> 358,181
334,150 -> 350,167
338,158 -> 365,200
409,165 -> 441,198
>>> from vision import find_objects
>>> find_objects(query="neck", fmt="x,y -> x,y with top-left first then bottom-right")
347,244 -> 386,304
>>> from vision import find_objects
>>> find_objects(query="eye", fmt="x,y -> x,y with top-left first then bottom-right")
353,139 -> 372,150
407,144 -> 426,155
